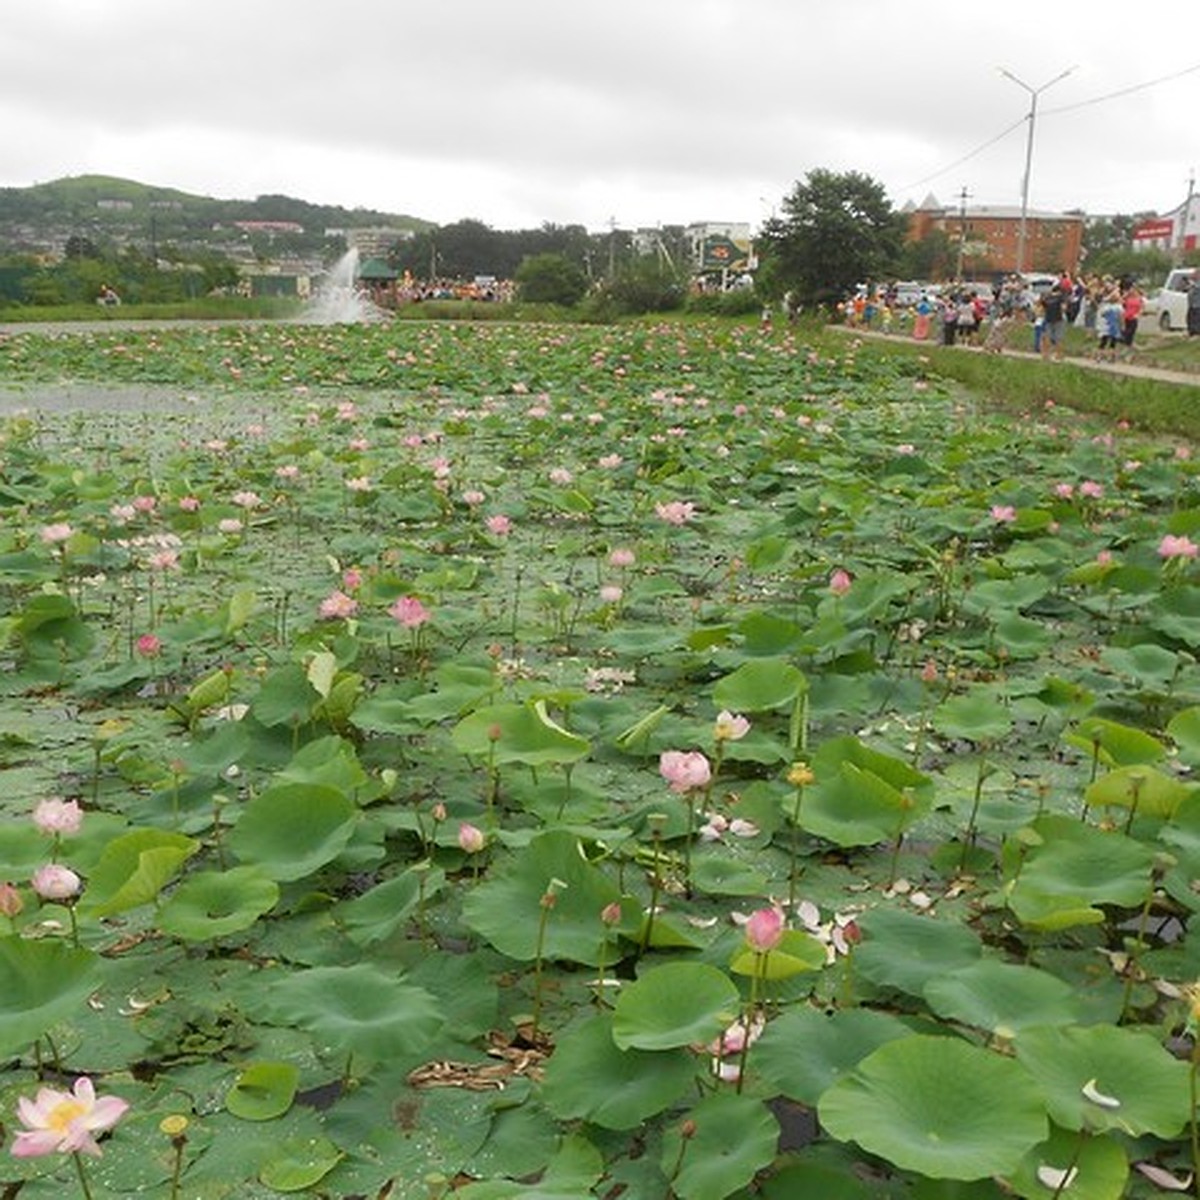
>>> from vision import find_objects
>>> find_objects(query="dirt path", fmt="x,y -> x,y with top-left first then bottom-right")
829,324 -> 1200,388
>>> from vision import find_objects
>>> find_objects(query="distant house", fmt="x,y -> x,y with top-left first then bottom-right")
907,195 -> 1084,276
232,221 -> 305,235
346,228 -> 413,258
1132,192 -> 1200,254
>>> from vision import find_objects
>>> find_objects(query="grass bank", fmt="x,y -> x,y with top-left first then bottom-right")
835,330 -> 1200,442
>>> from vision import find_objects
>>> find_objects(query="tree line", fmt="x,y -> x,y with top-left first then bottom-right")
0,169 -> 1184,312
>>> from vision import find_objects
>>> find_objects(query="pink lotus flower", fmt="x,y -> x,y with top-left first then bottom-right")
0,881 -> 23,918
599,585 -> 623,604
1158,534 -> 1199,560
33,799 -> 83,837
655,500 -> 696,526
147,549 -> 179,572
178,496 -> 201,513
389,596 -> 430,629
342,567 -> 363,592
1053,483 -> 1075,499
609,548 -> 635,568
549,467 -> 574,486
457,822 -> 485,854
713,710 -> 751,741
486,514 -> 512,537
659,750 -> 711,794
462,489 -> 486,507
1079,480 -> 1104,499
990,505 -> 1017,524
598,453 -> 623,469
136,633 -> 162,658
318,590 -> 358,620
275,464 -> 301,481
217,518 -> 243,535
11,1077 -> 129,1159
40,523 -> 73,545
132,495 -> 157,514
31,863 -> 81,901
829,568 -> 852,596
744,906 -> 784,953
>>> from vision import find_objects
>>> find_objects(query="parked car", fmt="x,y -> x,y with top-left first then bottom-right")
892,281 -> 939,307
1143,267 -> 1197,332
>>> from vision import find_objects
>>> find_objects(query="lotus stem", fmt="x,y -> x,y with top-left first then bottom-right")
530,879 -> 565,1043
1190,1041 -> 1200,1199
71,1149 -> 95,1200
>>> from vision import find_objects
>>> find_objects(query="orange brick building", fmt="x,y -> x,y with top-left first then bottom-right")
907,196 -> 1084,277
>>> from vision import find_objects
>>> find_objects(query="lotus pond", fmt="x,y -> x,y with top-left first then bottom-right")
4,319 -> 1200,1198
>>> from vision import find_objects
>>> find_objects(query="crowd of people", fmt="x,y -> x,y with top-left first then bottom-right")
840,272 -> 1150,361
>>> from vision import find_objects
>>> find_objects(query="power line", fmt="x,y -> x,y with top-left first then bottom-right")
899,62 -> 1200,194
1043,62 -> 1200,115
900,117 -> 1027,192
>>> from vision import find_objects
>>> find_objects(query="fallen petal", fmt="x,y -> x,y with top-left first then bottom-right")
1036,1164 -> 1078,1190
1134,1162 -> 1193,1191
1081,1078 -> 1121,1109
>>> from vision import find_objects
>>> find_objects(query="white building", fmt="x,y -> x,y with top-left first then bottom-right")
1132,187 -> 1199,254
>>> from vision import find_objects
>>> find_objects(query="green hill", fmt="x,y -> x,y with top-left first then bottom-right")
0,174 -> 434,257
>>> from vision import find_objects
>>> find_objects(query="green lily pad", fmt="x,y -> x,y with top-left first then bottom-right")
226,1060 -> 300,1121
83,828 -> 200,917
258,1135 -> 343,1192
922,959 -> 1081,1036
1014,1025 -> 1191,1137
263,962 -> 443,1060
452,701 -> 591,766
462,829 -> 619,965
711,657 -> 807,712
227,782 -> 358,881
933,688 -> 1014,742
1085,764 -> 1191,820
541,1014 -> 696,1129
753,1006 -> 915,1105
158,866 -> 280,940
660,1092 -> 780,1200
1008,1122 -> 1128,1200
819,1035 -> 1047,1180
1004,815 -> 1156,929
1064,716 -> 1167,767
333,865 -> 443,947
854,907 -> 983,996
612,962 -> 740,1051
0,937 -> 100,1055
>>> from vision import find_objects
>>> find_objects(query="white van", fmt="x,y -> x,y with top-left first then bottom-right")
1144,268 -> 1197,332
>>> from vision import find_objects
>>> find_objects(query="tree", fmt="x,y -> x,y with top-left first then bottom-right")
899,229 -> 952,282
757,169 -> 906,304
514,253 -> 588,306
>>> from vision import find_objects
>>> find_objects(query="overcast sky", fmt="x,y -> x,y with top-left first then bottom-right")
3,0 -> 1197,232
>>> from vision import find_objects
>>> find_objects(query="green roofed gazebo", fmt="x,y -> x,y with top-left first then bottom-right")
357,257 -> 398,282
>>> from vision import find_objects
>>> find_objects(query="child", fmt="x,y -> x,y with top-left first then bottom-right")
1096,289 -> 1123,361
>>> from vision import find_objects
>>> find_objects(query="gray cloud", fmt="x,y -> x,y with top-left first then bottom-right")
2,0 -> 1194,228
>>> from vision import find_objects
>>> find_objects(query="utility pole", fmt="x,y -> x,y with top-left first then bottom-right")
999,65 -> 1075,274
1176,171 -> 1195,263
955,185 -> 971,281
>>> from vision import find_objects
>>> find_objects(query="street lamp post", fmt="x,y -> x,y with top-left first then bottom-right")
999,65 -> 1074,274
